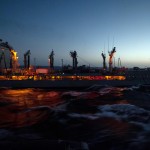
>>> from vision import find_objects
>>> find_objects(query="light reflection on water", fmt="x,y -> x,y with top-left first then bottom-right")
0,89 -> 64,128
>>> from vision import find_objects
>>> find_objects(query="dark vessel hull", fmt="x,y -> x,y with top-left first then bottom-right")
0,79 -> 149,89
0,70 -> 150,88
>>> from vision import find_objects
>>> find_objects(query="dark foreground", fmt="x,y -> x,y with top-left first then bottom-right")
0,84 -> 150,150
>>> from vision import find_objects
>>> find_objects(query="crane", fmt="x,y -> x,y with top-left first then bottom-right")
0,39 -> 19,73
108,47 -> 116,72
24,50 -> 31,69
70,50 -> 78,72
49,50 -> 54,70
101,51 -> 107,70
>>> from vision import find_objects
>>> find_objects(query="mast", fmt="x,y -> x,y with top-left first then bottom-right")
101,51 -> 106,70
61,59 -> 63,72
70,50 -> 78,73
24,50 -> 31,69
108,47 -> 116,72
118,57 -> 122,68
49,49 -> 54,70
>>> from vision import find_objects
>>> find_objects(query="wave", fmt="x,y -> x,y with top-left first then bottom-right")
0,106 -> 53,128
1,87 -> 150,149
67,103 -> 150,123
98,104 -> 150,123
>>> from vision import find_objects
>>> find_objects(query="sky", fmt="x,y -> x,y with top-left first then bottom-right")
0,0 -> 150,68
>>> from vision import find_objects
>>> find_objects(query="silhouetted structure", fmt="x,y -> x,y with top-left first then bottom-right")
118,57 -> 122,68
70,51 -> 78,72
24,50 -> 31,69
0,39 -> 19,72
101,51 -> 107,70
49,50 -> 54,70
108,47 -> 116,72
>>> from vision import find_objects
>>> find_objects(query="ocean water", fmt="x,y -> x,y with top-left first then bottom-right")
0,85 -> 150,150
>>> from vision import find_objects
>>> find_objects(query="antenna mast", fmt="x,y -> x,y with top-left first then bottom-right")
118,57 -> 122,68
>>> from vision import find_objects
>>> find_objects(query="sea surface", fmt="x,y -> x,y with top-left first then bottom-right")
0,85 -> 150,150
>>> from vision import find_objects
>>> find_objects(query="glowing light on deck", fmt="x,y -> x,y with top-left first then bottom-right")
0,75 -> 126,81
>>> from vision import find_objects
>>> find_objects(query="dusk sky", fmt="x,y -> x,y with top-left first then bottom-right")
1,0 -> 150,68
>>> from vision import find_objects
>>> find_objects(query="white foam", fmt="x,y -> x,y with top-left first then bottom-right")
68,104 -> 150,128
85,84 -> 108,90
98,104 -> 150,130
98,87 -> 126,95
23,106 -> 52,113
62,91 -> 86,97
99,104 -> 148,117
127,85 -> 140,91
68,113 -> 99,120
